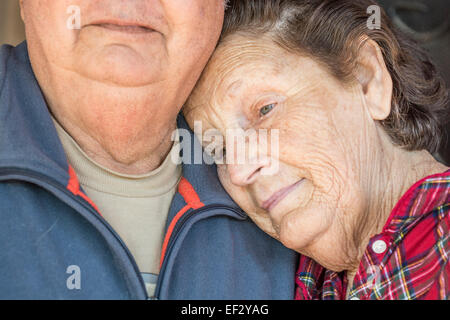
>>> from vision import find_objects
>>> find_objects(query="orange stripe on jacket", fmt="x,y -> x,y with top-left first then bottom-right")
159,177 -> 205,268
67,165 -> 102,215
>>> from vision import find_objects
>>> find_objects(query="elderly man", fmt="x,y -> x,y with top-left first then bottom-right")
0,1 -> 297,299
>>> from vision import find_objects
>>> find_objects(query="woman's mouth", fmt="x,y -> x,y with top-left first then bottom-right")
261,179 -> 305,212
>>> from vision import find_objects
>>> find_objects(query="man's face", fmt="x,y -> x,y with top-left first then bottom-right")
20,0 -> 225,87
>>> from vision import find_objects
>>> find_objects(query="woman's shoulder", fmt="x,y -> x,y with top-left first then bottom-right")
375,169 -> 450,299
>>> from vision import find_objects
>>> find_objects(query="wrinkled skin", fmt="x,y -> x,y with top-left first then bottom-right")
185,34 -> 448,274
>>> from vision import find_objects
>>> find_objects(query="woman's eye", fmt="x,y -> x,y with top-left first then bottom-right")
206,146 -> 226,162
211,148 -> 226,164
259,103 -> 276,117
215,147 -> 226,159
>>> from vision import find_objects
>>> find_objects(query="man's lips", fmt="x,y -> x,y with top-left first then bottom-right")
261,179 -> 305,212
86,20 -> 156,34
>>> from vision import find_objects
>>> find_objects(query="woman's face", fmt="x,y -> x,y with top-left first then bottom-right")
185,35 -> 380,271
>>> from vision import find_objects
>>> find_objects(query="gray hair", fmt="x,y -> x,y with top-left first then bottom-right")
221,0 -> 449,153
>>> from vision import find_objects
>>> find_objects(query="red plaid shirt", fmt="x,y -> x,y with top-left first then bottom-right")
295,170 -> 450,300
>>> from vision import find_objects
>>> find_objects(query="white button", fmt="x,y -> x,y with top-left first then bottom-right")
349,297 -> 360,300
372,240 -> 387,254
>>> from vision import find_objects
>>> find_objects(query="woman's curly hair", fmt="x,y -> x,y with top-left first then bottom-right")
221,0 -> 449,153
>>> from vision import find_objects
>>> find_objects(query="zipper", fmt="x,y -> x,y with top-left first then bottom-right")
0,167 -> 148,299
0,167 -> 248,300
154,204 -> 246,298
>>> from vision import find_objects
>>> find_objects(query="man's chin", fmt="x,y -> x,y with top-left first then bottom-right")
76,61 -> 163,87
73,44 -> 166,87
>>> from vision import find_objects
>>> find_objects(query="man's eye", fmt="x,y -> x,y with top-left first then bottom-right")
259,103 -> 276,116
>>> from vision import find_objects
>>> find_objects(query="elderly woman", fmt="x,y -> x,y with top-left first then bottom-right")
184,0 -> 450,300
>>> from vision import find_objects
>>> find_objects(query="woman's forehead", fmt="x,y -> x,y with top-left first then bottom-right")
186,34 -> 333,127
197,39 -> 292,102
209,35 -> 290,75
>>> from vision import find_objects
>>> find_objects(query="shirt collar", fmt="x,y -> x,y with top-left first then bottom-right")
383,169 -> 450,239
296,169 -> 450,300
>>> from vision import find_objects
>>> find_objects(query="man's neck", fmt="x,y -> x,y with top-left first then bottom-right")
43,68 -> 180,175
53,114 -> 177,175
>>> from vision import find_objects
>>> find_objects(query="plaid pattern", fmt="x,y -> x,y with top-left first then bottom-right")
295,170 -> 450,300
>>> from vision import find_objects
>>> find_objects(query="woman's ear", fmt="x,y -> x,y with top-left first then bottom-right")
355,39 -> 393,121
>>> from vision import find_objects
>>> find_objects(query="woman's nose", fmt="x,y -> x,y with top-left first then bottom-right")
227,157 -> 272,186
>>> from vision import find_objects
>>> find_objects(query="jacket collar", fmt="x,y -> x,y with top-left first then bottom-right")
0,42 -> 69,186
176,115 -> 241,210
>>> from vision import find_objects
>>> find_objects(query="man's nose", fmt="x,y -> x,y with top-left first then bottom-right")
227,157 -> 271,186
